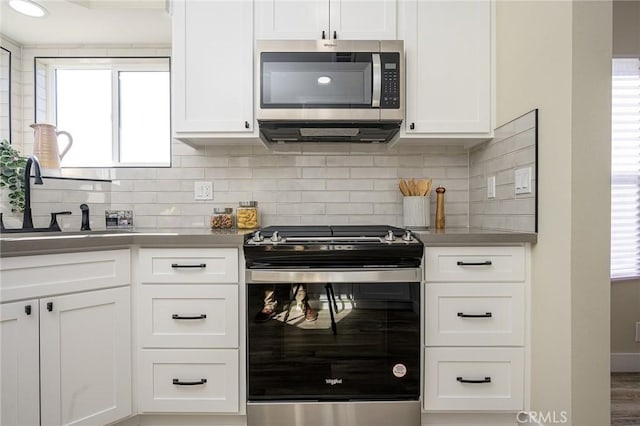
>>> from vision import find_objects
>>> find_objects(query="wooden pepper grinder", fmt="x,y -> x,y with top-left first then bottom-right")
435,186 -> 446,230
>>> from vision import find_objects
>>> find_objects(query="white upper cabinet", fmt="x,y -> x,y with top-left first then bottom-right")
329,0 -> 396,40
399,0 -> 492,137
172,0 -> 254,136
255,0 -> 396,40
255,0 -> 329,40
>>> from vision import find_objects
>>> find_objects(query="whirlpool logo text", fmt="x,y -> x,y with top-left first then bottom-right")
325,378 -> 343,386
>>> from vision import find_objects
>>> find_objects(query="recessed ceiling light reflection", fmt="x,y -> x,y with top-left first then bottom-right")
317,76 -> 332,85
9,0 -> 48,17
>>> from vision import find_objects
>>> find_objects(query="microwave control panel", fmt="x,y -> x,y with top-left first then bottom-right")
380,53 -> 400,109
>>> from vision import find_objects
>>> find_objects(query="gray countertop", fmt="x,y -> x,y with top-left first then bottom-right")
0,227 -> 536,257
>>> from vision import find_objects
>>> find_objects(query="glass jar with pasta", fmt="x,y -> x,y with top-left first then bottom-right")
237,201 -> 259,229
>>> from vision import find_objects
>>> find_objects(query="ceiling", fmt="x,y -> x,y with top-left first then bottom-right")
0,0 -> 171,45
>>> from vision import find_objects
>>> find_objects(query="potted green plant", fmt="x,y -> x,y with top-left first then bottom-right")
0,139 -> 27,213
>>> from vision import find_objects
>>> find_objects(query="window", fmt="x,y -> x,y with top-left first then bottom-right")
35,57 -> 171,167
611,58 -> 640,279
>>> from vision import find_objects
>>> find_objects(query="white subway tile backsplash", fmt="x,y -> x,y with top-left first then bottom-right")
469,110 -> 537,232
326,203 -> 373,215
350,191 -> 399,203
350,167 -> 397,178
326,179 -> 373,191
302,167 -> 349,179
301,191 -> 351,203
326,156 -> 374,167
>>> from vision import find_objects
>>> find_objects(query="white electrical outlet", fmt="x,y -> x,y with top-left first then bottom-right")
194,181 -> 213,200
515,167 -> 532,195
487,176 -> 496,199
636,322 -> 640,342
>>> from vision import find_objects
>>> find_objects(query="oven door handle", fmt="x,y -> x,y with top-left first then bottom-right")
246,268 -> 422,284
372,53 -> 381,108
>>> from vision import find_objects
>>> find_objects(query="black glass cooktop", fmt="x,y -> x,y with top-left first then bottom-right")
255,225 -> 407,238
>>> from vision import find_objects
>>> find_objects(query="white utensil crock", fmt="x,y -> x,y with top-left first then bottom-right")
403,196 -> 430,229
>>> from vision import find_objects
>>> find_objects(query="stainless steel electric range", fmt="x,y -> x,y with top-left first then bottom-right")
244,225 -> 423,426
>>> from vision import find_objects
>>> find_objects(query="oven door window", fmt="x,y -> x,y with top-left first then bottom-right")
260,52 -> 373,108
247,282 -> 420,401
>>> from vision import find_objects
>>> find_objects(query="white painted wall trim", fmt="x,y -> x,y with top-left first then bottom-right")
611,352 -> 640,372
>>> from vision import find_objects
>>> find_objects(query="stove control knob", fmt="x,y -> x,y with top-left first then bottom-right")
252,231 -> 264,242
270,231 -> 281,243
384,229 -> 395,242
402,230 -> 413,241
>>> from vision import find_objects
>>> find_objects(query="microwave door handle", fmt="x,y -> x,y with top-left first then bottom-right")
372,53 -> 381,108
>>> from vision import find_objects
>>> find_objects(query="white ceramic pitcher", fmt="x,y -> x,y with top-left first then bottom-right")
30,123 -> 73,170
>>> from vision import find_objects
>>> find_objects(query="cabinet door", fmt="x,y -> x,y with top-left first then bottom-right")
329,0 -> 396,40
403,0 -> 491,134
255,0 -> 329,40
173,0 -> 254,133
40,287 -> 131,426
1,300 -> 40,426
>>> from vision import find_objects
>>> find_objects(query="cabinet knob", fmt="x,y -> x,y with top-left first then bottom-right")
333,30 -> 337,39
25,305 -> 32,315
322,30 -> 326,39
46,302 -> 53,312
410,123 -> 415,130
245,121 -> 250,129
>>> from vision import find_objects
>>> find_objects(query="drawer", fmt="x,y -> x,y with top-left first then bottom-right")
138,248 -> 238,284
425,246 -> 525,282
424,347 -> 524,411
139,285 -> 238,348
0,249 -> 130,302
425,284 -> 525,346
139,349 -> 239,413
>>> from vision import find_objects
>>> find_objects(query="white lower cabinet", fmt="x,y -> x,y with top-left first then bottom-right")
136,248 -> 241,416
1,287 -> 131,426
139,349 -> 239,413
0,250 -> 132,426
423,245 -> 528,415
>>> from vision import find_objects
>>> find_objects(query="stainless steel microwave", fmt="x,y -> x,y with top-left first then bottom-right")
255,40 -> 404,143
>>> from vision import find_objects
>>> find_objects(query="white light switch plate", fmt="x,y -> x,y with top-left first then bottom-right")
487,176 -> 496,199
194,181 -> 213,200
515,167 -> 532,195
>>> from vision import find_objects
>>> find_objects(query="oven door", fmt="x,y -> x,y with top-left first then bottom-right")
246,276 -> 420,402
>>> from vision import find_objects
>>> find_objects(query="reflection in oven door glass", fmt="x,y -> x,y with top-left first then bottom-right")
247,282 -> 420,402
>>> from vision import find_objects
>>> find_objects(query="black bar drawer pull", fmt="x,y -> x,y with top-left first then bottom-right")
171,263 -> 207,269
25,305 -> 32,315
46,302 -> 53,312
457,376 -> 491,384
457,312 -> 492,318
456,260 -> 493,266
172,314 -> 207,320
173,378 -> 207,386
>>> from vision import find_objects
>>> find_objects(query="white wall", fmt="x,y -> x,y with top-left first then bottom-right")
496,1 -> 611,424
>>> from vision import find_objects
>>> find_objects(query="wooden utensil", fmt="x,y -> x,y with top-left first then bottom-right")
409,178 -> 416,196
425,178 -> 433,197
399,179 -> 410,196
417,179 -> 428,197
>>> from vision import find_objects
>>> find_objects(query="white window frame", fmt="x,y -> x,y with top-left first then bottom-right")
611,57 -> 640,281
42,57 -> 171,168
